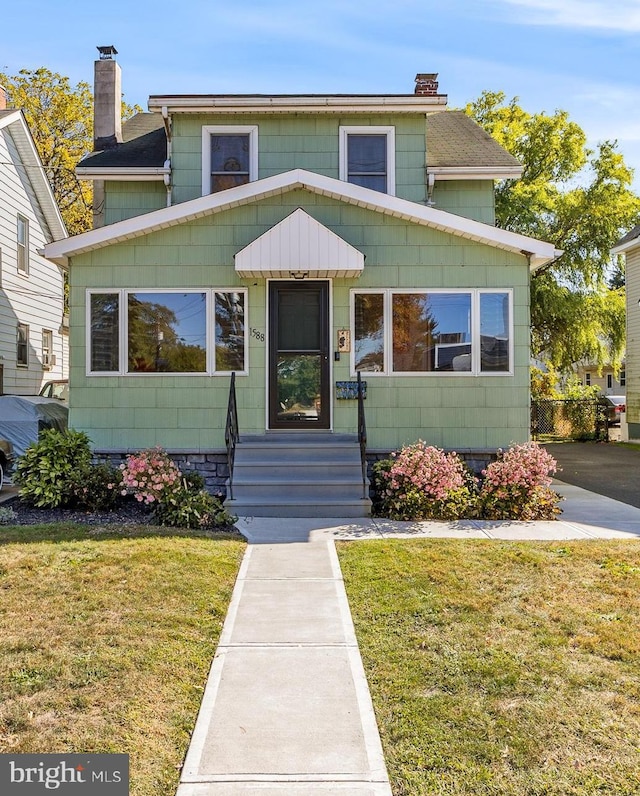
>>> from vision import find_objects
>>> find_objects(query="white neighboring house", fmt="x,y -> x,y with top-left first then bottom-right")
0,95 -> 68,395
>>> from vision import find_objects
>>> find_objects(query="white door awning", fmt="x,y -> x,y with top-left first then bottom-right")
234,208 -> 364,279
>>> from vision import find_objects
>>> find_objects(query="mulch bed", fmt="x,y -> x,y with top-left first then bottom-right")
0,495 -> 239,534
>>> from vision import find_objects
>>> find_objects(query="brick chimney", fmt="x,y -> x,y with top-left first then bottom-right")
94,45 -> 123,151
415,73 -> 439,96
0,86 -> 7,110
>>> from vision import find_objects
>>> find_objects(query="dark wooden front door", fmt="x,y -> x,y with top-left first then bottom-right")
269,281 -> 330,429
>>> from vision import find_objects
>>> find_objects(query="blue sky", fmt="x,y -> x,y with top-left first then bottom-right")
4,0 -> 640,191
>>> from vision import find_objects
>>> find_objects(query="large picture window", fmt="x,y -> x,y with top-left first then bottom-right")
352,289 -> 512,375
202,126 -> 258,196
87,289 -> 247,376
127,292 -> 207,373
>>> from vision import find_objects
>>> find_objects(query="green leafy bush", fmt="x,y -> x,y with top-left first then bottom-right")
14,429 -> 92,508
68,463 -> 123,511
154,480 -> 235,530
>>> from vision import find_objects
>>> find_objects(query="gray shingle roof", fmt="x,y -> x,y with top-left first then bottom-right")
426,110 -> 521,169
78,108 -> 520,173
78,113 -> 166,169
616,223 -> 640,248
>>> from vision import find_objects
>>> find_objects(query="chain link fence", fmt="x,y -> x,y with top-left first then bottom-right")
531,399 -> 609,442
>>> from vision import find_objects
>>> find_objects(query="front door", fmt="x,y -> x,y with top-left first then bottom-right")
269,281 -> 330,429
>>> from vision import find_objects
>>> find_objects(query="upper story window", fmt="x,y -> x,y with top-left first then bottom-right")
202,126 -> 258,195
17,215 -> 29,274
339,126 -> 395,195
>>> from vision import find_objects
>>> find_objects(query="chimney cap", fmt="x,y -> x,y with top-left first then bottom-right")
97,45 -> 118,60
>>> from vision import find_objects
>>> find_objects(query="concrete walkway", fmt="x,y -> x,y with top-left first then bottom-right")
177,481 -> 639,795
177,539 -> 391,795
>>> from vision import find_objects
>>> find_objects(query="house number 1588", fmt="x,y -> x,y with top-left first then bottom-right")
250,328 -> 265,342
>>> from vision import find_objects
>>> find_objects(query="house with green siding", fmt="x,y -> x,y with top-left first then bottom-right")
44,49 -> 559,517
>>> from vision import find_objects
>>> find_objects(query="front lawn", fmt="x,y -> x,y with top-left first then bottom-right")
338,539 -> 640,796
0,523 -> 245,796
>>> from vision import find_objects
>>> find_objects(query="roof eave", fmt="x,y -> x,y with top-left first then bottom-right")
75,167 -> 170,181
428,166 -> 523,180
43,168 -> 556,269
0,111 -> 67,242
147,95 -> 447,114
611,236 -> 640,255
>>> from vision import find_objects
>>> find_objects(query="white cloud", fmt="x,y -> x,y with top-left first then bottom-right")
497,0 -> 640,32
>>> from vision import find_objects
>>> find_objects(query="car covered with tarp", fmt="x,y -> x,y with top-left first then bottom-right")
0,395 -> 68,461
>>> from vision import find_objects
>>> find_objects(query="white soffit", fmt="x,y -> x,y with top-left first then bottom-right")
234,208 -> 365,278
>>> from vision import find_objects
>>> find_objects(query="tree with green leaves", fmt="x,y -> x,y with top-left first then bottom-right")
0,67 -> 140,236
465,91 -> 640,373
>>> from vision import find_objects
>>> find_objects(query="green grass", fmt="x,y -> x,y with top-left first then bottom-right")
337,539 -> 640,796
0,522 -> 245,796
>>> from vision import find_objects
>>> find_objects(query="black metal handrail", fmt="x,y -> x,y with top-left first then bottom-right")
357,371 -> 367,499
225,372 -> 239,500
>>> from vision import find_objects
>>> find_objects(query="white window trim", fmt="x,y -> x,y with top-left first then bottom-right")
201,125 -> 258,196
350,288 -> 513,376
339,126 -> 396,196
86,288 -> 248,376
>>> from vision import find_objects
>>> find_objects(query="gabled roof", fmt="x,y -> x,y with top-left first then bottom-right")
612,223 -> 640,254
426,111 -> 523,180
44,168 -> 560,270
76,113 -> 167,178
235,208 -> 365,278
0,110 -> 67,242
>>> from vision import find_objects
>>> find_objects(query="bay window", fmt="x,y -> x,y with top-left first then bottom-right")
352,289 -> 512,375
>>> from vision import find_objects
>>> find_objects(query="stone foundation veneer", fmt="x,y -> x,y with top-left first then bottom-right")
94,448 -> 497,502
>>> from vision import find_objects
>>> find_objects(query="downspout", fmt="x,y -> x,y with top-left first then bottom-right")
162,106 -> 173,207
426,171 -> 435,206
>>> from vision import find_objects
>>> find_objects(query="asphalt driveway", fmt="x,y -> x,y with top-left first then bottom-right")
544,442 -> 640,509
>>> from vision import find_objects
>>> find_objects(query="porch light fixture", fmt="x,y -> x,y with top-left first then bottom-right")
290,270 -> 308,280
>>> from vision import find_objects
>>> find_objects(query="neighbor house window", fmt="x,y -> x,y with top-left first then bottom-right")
340,126 -> 395,195
585,373 -> 591,386
352,289 -> 512,375
620,369 -> 626,388
87,289 -> 247,375
42,329 -> 54,369
17,323 -> 29,367
17,215 -> 29,274
202,126 -> 258,195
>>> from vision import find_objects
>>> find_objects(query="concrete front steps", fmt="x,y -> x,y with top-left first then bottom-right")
224,433 -> 372,518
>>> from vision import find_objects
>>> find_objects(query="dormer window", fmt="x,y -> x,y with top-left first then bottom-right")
339,126 -> 395,195
202,125 -> 258,195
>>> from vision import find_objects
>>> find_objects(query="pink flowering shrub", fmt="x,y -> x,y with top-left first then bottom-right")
478,442 -> 562,520
120,447 -> 236,529
120,447 -> 182,505
372,441 -> 478,520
